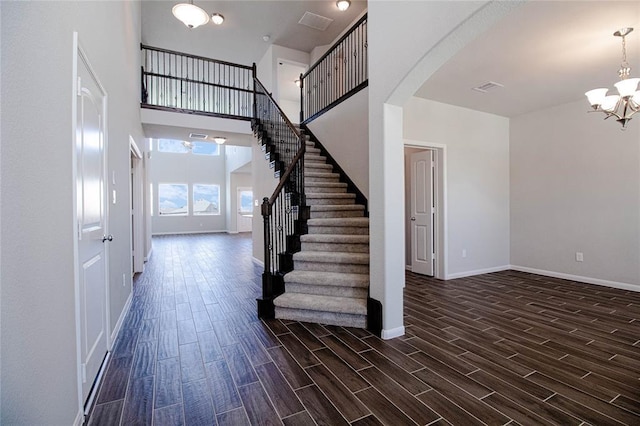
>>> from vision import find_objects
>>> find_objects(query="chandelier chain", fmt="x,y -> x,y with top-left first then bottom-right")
619,34 -> 631,79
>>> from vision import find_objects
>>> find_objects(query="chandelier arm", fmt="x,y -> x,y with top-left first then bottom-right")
596,109 -> 623,121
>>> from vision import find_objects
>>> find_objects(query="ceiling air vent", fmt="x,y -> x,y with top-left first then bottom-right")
298,12 -> 333,31
472,81 -> 504,93
189,133 -> 208,140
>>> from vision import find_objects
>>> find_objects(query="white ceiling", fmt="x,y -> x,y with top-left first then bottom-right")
142,0 -> 367,66
414,1 -> 640,118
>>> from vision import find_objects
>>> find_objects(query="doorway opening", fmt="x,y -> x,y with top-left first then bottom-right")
404,143 -> 446,279
130,136 -> 144,275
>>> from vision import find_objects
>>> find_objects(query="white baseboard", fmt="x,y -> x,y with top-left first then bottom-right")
252,257 -> 264,267
405,265 -> 412,271
446,265 -> 510,280
227,231 -> 239,234
510,265 -> 640,293
381,325 -> 405,340
109,291 -> 133,349
144,246 -> 153,262
73,410 -> 83,426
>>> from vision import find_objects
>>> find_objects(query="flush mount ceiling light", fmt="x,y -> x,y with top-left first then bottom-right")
213,136 -> 227,145
211,13 -> 224,25
172,1 -> 210,28
336,0 -> 351,11
585,27 -> 640,129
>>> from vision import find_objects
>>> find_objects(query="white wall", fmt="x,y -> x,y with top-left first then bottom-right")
511,99 -> 640,289
150,144 -> 227,235
307,88 -> 369,196
279,99 -> 300,124
1,1 -> 143,423
404,97 -> 511,277
251,142 -> 279,263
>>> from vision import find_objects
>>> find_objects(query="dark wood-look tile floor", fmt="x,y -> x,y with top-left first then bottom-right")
87,233 -> 640,425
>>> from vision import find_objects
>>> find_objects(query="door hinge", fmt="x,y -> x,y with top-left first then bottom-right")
81,363 -> 87,383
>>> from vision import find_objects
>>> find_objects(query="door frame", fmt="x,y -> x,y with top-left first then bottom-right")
404,140 -> 447,279
130,136 -> 144,274
71,33 -> 111,417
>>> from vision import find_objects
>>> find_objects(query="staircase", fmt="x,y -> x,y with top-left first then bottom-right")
273,137 -> 370,328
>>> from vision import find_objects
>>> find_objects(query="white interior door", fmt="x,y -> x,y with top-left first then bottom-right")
237,187 -> 253,233
411,150 -> 435,276
76,51 -> 109,403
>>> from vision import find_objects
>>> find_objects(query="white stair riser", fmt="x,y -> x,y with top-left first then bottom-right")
301,242 -> 369,253
308,226 -> 369,235
286,283 -> 368,298
275,308 -> 366,328
295,261 -> 369,274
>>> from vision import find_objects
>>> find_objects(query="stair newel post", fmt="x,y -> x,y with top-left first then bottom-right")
299,133 -> 306,207
251,63 -> 258,121
258,197 -> 275,318
299,72 -> 305,124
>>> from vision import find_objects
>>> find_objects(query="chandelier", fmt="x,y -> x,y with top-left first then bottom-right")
585,28 -> 640,129
172,1 -> 209,29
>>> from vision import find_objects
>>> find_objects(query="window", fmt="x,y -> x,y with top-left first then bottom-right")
158,184 -> 188,215
192,142 -> 219,156
239,189 -> 253,214
158,139 -> 189,153
193,184 -> 220,215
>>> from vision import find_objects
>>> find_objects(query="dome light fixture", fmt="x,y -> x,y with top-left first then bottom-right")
585,27 -> 640,129
172,1 -> 210,29
213,136 -> 227,145
211,13 -> 225,25
336,0 -> 351,12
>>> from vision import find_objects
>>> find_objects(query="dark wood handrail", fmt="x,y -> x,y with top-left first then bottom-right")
267,144 -> 305,206
253,77 -> 301,138
302,13 -> 367,80
141,43 -> 254,70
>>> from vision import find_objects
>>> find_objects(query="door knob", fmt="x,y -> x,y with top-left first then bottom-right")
102,234 -> 113,242
410,217 -> 416,221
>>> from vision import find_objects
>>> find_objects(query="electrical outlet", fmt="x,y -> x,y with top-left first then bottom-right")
576,252 -> 584,262
462,249 -> 467,258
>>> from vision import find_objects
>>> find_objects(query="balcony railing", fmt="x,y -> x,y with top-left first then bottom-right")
300,14 -> 367,124
141,44 -> 254,120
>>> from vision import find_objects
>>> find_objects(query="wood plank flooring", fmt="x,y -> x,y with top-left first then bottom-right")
87,233 -> 640,425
